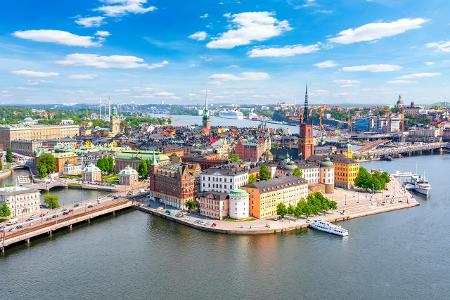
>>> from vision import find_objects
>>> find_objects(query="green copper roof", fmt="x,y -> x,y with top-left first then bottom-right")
83,164 -> 101,173
229,189 -> 249,197
119,166 -> 138,176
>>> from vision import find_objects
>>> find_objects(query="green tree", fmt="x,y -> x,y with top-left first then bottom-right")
229,153 -> 241,163
354,166 -> 372,190
248,174 -> 257,184
259,164 -> 271,181
96,157 -> 106,173
287,204 -> 294,215
6,148 -> 13,163
0,203 -> 11,217
0,156 -> 3,171
276,202 -> 288,218
138,159 -> 148,178
106,156 -> 114,173
36,153 -> 56,178
185,200 -> 198,211
96,156 -> 114,174
293,167 -> 302,177
44,194 -> 60,209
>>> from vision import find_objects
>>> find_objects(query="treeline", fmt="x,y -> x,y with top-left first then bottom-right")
277,192 -> 338,218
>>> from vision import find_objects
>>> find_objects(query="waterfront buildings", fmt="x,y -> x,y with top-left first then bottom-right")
54,152 -> 78,173
200,165 -> 248,194
330,154 -> 359,189
0,124 -> 79,149
243,176 -> 308,219
228,189 -> 250,219
197,192 -> 229,220
0,186 -> 40,218
149,158 -> 198,209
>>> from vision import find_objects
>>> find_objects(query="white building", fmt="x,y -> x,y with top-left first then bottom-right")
63,163 -> 82,175
228,189 -> 249,219
298,163 -> 320,184
0,186 -> 40,218
200,166 -> 248,194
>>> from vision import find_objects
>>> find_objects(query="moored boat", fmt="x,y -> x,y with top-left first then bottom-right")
309,220 -> 349,237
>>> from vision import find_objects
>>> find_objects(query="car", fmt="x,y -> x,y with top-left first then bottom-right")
87,205 -> 94,208
211,223 -> 217,227
16,225 -> 23,229
51,215 -> 58,219
74,203 -> 80,208
62,211 -> 69,215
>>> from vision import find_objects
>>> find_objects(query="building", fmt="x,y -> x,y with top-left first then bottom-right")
201,94 -> 211,135
10,140 -> 43,156
234,138 -> 270,162
200,165 -> 248,194
319,158 -> 334,193
0,186 -> 40,218
181,153 -> 228,170
407,126 -> 441,142
299,85 -> 314,160
82,164 -> 102,183
243,176 -> 308,219
149,157 -> 197,209
0,124 -> 79,150
197,192 -> 228,220
119,166 -> 139,186
110,107 -> 121,137
228,189 -> 249,219
330,154 -> 359,189
115,150 -> 169,173
54,152 -> 78,173
63,164 -> 82,175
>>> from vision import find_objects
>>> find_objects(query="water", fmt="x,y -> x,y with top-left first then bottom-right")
1,155 -> 450,299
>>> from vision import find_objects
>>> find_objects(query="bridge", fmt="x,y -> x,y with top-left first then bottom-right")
355,140 -> 390,154
358,142 -> 447,158
25,179 -> 78,191
1,199 -> 133,252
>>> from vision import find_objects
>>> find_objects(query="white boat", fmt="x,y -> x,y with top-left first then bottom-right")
411,174 -> 431,197
218,110 -> 244,119
392,171 -> 413,177
309,220 -> 349,237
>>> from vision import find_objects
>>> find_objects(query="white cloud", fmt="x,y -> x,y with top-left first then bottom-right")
13,30 -> 103,47
426,41 -> 450,53
333,79 -> 360,85
75,16 -> 105,28
425,61 -> 435,66
248,43 -> 320,57
95,30 -> 111,37
56,53 -> 168,69
314,60 -> 339,68
11,70 -> 59,78
387,79 -> 414,84
96,0 -> 156,17
397,72 -> 441,79
209,72 -> 270,82
200,13 -> 209,19
342,64 -> 402,72
207,12 -> 291,49
69,74 -> 98,80
189,31 -> 208,41
329,18 -> 428,44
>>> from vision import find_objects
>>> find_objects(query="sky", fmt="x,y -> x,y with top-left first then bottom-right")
0,0 -> 449,106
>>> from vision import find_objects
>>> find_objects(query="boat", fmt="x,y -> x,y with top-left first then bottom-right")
392,171 -> 413,178
248,112 -> 260,121
218,110 -> 244,120
309,220 -> 349,237
410,174 -> 431,197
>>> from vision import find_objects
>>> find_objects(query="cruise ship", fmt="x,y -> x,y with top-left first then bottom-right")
218,110 -> 244,120
309,220 -> 349,237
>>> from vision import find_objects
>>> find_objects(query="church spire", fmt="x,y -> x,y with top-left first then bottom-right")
303,83 -> 309,123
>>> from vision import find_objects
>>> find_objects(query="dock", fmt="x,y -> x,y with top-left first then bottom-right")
1,199 -> 133,252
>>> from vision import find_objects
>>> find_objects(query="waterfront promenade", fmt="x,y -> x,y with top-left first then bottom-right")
135,178 -> 419,235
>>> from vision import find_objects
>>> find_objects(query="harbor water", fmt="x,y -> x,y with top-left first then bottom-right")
1,155 -> 450,299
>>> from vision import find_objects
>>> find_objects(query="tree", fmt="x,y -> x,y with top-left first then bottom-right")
355,166 -> 390,191
0,156 -> 3,171
138,159 -> 148,179
185,200 -> 198,211
97,156 -> 114,174
36,153 -> 56,178
44,194 -> 60,209
276,202 -> 288,218
248,174 -> 257,184
293,167 -> 302,177
0,203 -> 11,217
6,148 -> 13,163
259,164 -> 271,181
287,204 -> 294,215
229,153 -> 241,163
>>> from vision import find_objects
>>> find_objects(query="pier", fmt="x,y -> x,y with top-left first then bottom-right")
1,199 -> 132,252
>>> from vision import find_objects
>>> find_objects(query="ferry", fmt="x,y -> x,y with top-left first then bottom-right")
309,220 -> 349,237
218,110 -> 244,120
409,174 -> 431,197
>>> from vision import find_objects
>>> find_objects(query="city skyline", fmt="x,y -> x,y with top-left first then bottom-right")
0,0 -> 449,105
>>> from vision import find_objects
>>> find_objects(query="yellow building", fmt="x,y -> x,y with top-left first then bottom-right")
242,176 -> 308,219
331,154 -> 359,189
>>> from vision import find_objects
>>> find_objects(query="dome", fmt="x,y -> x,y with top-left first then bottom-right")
119,166 -> 138,176
229,189 -> 249,197
83,163 -> 101,173
320,157 -> 333,168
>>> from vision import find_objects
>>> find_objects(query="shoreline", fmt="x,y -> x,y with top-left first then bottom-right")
134,178 -> 419,235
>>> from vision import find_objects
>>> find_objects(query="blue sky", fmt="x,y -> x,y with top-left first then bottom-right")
0,0 -> 449,105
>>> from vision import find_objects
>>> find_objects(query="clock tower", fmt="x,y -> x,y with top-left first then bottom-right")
299,84 -> 314,160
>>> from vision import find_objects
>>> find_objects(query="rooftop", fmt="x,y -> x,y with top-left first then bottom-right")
0,186 -> 38,196
244,176 -> 307,193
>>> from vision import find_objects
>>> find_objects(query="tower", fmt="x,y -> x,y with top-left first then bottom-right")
298,84 -> 314,160
149,152 -> 158,191
202,89 -> 211,132
110,106 -> 121,136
